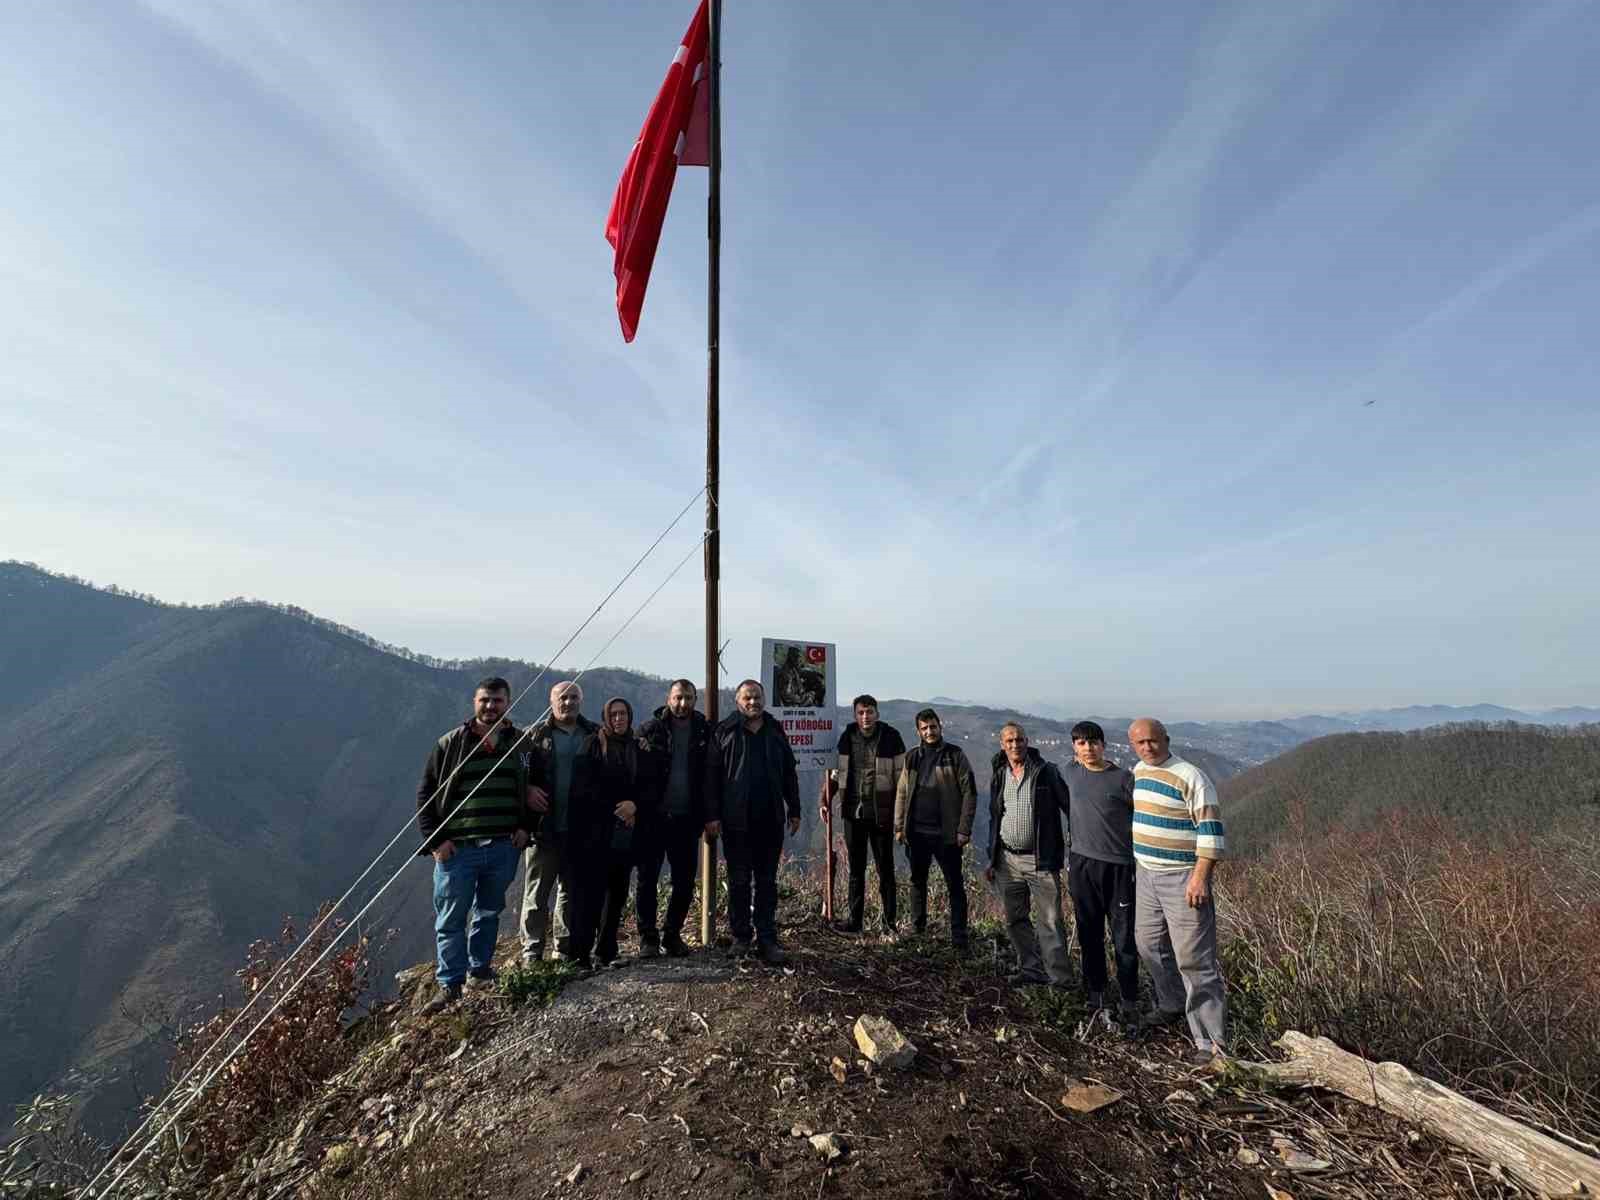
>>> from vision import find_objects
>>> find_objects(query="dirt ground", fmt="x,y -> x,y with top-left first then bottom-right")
241,896 -> 1533,1200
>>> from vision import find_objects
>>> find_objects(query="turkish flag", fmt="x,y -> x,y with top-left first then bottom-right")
605,1 -> 710,343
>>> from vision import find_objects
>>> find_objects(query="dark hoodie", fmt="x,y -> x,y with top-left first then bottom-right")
599,697 -> 656,853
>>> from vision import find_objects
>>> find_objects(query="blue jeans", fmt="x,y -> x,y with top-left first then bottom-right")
432,839 -> 520,986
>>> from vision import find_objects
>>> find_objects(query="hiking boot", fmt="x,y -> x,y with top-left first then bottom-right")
1006,970 -> 1049,987
1141,1007 -> 1185,1030
464,968 -> 499,991
831,920 -> 863,935
521,944 -> 543,966
727,939 -> 754,959
662,931 -> 691,958
421,983 -> 462,1015
638,935 -> 662,960
569,955 -> 594,973
1085,991 -> 1105,1011
757,942 -> 788,966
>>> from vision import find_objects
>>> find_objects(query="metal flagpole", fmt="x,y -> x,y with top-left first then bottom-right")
698,0 -> 722,948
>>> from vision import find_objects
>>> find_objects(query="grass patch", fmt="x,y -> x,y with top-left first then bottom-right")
496,959 -> 578,1009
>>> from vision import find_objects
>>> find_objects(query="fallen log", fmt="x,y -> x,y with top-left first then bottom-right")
1236,1031 -> 1600,1198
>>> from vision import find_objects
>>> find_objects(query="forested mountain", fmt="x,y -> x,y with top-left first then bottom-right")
0,563 -> 688,1134
1219,723 -> 1600,854
0,563 -> 1247,1134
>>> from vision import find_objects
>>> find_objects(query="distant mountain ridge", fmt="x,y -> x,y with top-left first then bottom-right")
1002,702 -> 1599,763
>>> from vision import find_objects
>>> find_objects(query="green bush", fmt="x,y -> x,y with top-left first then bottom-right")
496,960 -> 577,1009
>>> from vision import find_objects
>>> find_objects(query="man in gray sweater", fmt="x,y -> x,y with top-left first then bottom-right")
1063,720 -> 1139,1019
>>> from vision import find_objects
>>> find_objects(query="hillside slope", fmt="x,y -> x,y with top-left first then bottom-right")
132,908 -> 1563,1200
0,565 -> 692,1133
1219,723 -> 1600,854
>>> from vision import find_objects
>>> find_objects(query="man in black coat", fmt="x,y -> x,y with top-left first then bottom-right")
636,679 -> 714,957
704,679 -> 801,964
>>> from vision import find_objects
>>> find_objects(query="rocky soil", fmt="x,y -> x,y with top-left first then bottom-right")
192,905 -> 1536,1200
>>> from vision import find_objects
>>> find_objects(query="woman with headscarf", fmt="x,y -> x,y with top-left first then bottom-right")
594,696 -> 657,966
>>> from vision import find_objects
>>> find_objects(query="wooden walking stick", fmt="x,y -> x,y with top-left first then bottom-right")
822,769 -> 836,922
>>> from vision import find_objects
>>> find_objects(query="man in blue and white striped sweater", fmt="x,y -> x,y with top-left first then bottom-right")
1128,718 -> 1228,1065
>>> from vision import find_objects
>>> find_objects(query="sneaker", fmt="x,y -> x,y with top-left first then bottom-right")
521,945 -> 543,966
1141,1008 -> 1185,1029
757,942 -> 788,966
661,932 -> 691,958
421,983 -> 462,1015
638,935 -> 662,960
464,968 -> 499,991
569,955 -> 594,972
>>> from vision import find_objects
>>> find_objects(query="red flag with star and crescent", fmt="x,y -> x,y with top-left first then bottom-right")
605,0 -> 711,343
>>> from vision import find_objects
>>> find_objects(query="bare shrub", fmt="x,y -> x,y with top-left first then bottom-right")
0,1094 -> 105,1197
155,908 -> 384,1178
1220,808 -> 1600,1138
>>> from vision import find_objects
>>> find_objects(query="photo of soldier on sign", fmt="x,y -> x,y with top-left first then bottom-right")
772,642 -> 827,707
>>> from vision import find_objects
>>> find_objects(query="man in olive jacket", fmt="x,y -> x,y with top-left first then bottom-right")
986,721 -> 1073,987
704,679 -> 801,964
893,707 -> 977,948
820,694 -> 907,936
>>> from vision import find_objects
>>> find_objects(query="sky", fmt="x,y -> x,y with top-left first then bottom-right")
3,1 -> 1598,721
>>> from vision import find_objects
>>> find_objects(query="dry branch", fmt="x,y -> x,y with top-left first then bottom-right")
1240,1031 -> 1600,1197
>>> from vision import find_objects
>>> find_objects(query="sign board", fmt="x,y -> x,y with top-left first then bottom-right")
760,637 -> 837,770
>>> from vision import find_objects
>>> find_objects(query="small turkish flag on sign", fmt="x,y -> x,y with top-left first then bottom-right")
605,1 -> 710,343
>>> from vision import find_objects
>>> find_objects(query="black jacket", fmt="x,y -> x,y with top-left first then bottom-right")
987,748 -> 1071,873
415,720 -> 538,855
706,711 -> 801,832
637,706 -> 713,824
528,715 -> 610,851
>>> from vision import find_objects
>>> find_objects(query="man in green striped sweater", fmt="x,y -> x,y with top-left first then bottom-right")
415,677 -> 539,1014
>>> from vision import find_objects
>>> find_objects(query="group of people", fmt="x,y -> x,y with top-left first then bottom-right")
415,677 -> 1229,1064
